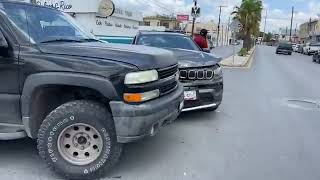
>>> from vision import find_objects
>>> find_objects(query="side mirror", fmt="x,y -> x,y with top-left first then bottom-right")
0,31 -> 8,48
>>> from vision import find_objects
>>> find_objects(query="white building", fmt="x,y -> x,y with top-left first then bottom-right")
25,0 -> 143,43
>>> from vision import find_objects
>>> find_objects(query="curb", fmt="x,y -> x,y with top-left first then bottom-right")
221,46 -> 256,69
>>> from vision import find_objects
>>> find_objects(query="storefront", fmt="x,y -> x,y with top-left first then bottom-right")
27,0 -> 143,44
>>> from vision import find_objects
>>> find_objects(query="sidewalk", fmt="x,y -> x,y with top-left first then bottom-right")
211,45 -> 242,59
220,47 -> 256,68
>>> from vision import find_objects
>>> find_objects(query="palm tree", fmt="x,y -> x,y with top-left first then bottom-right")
232,0 -> 262,50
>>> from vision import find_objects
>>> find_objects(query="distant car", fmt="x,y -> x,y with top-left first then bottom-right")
293,44 -> 301,52
133,31 -> 223,112
303,43 -> 320,55
312,50 -> 320,63
276,42 -> 293,55
297,44 -> 304,53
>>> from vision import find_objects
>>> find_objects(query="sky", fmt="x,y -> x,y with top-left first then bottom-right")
115,0 -> 320,33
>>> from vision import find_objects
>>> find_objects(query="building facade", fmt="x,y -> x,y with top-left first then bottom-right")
299,20 -> 320,43
143,15 -> 180,30
26,0 -> 143,44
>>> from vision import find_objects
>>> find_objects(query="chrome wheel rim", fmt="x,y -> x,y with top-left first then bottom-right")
57,123 -> 103,166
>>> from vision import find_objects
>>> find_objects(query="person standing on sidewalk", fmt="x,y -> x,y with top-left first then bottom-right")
194,29 -> 209,49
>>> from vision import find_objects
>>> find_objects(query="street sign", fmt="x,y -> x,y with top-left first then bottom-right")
177,15 -> 189,21
191,6 -> 200,18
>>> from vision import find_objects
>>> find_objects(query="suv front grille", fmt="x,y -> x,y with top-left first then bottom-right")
180,67 -> 214,80
159,80 -> 178,95
158,64 -> 179,95
158,64 -> 178,79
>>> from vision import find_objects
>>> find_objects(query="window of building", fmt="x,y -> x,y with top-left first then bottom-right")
162,22 -> 169,28
144,21 -> 150,26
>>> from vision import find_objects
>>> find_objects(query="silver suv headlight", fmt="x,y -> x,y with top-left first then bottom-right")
124,70 -> 158,85
214,65 -> 223,78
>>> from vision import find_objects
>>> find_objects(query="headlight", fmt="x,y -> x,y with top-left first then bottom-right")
124,70 -> 158,85
214,66 -> 223,77
124,89 -> 160,103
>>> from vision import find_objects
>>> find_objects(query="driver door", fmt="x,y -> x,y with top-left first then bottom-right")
0,28 -> 21,125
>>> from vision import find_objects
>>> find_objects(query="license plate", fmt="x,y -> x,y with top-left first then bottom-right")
184,91 -> 197,100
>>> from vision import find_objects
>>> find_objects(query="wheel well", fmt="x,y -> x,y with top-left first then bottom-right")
29,85 -> 110,138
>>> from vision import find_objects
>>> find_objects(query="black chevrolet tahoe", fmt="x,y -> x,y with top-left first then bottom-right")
0,1 -> 183,179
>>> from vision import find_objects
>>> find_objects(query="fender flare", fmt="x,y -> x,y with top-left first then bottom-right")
21,72 -> 119,137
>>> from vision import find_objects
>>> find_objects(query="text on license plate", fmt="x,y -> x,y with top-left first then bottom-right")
184,91 -> 197,100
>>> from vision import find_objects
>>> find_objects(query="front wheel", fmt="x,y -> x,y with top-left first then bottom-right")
37,100 -> 122,180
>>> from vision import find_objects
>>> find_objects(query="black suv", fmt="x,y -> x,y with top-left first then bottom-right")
133,31 -> 223,111
276,42 -> 293,55
0,2 -> 184,179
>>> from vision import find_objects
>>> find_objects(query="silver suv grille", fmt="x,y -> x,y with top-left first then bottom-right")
179,69 -> 214,80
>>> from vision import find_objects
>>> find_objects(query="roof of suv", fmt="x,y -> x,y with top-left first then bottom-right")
137,31 -> 187,36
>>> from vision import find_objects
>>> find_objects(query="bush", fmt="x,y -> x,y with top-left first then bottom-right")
238,48 -> 248,56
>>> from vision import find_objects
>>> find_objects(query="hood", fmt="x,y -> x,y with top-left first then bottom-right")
38,42 -> 177,70
166,48 -> 222,68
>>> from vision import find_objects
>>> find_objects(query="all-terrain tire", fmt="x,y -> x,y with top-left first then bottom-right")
37,100 -> 122,180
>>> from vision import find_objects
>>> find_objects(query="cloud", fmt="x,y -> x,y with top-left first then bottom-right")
113,0 -> 319,34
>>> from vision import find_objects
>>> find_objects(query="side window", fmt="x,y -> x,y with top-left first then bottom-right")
0,3 -> 29,43
0,29 -> 9,58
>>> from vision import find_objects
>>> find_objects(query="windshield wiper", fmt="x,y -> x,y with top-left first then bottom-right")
40,39 -> 82,43
79,38 -> 100,42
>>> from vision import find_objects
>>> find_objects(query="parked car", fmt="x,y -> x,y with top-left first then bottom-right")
133,31 -> 223,112
293,44 -> 301,52
312,50 -> 320,63
276,42 -> 293,55
303,43 -> 320,55
298,44 -> 304,53
0,2 -> 184,179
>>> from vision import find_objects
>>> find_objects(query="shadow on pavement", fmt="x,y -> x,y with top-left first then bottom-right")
0,109 -> 220,179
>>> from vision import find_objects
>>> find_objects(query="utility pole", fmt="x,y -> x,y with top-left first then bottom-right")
191,0 -> 197,38
285,27 -> 288,36
309,17 -> 312,41
221,24 -> 224,46
263,9 -> 267,43
226,17 -> 230,45
216,5 -> 227,47
289,6 -> 294,42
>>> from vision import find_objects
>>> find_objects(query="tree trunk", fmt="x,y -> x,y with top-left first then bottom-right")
243,31 -> 251,51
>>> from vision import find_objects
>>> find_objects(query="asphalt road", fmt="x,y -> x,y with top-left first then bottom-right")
1,45 -> 320,180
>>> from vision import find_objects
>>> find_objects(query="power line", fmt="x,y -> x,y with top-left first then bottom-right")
150,0 -> 174,14
137,0 -> 173,14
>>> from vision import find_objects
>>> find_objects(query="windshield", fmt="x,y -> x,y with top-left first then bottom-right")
0,3 -> 95,44
136,34 -> 200,51
279,43 -> 292,48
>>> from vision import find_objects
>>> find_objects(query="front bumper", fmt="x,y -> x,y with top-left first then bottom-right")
308,50 -> 317,54
181,78 -> 223,112
110,84 -> 184,143
277,49 -> 292,54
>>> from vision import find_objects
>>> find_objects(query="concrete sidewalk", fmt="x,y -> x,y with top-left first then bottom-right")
211,45 -> 242,59
220,47 -> 256,68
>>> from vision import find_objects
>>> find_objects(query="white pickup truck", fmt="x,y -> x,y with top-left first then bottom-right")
303,43 -> 320,55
